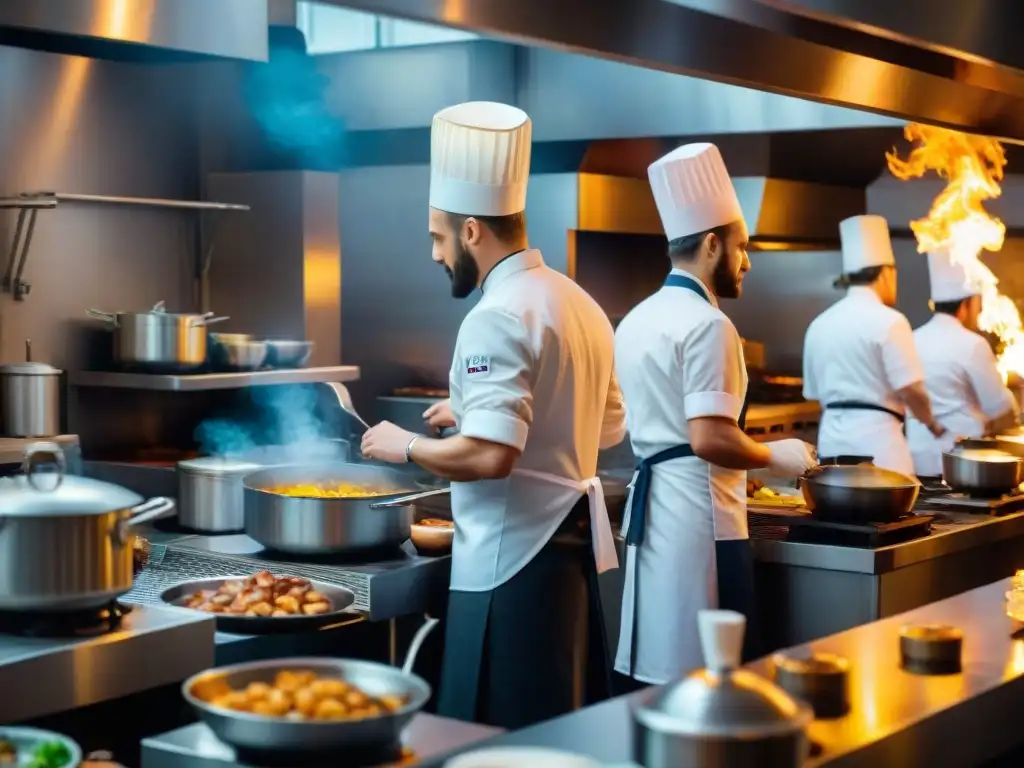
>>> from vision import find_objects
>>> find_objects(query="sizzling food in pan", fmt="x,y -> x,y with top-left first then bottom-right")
184,572 -> 332,617
261,482 -> 394,498
194,669 -> 408,720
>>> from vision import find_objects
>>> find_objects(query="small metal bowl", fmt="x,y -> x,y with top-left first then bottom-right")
410,519 -> 454,557
264,340 -> 314,369
899,623 -> 963,675
772,652 -> 850,719
208,334 -> 268,372
182,657 -> 430,755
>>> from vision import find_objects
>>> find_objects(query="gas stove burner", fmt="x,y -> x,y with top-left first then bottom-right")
233,744 -> 413,767
915,484 -> 1024,515
0,600 -> 133,639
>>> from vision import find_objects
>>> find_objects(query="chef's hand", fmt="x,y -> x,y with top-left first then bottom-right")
361,421 -> 418,464
423,399 -> 456,430
928,421 -> 948,438
766,439 -> 818,478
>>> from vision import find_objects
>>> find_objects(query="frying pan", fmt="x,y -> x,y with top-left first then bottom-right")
161,576 -> 357,634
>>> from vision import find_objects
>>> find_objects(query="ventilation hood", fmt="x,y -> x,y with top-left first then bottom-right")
328,0 -> 1024,143
530,133 -> 869,247
0,0 -> 268,62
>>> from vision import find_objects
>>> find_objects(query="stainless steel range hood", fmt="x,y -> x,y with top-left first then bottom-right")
0,0 -> 268,62
325,0 -> 1024,143
531,137 -> 864,246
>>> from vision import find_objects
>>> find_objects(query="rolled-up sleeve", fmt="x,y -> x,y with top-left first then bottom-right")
882,317 -> 925,391
680,315 -> 745,421
966,338 -> 1018,420
454,308 -> 534,451
601,369 -> 627,448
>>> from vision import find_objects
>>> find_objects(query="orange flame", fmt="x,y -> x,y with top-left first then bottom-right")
886,124 -> 1024,378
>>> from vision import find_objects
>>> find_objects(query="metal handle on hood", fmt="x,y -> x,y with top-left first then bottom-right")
369,487 -> 451,509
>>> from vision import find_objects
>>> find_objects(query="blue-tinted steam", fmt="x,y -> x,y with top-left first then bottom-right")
194,385 -> 349,464
243,31 -> 346,170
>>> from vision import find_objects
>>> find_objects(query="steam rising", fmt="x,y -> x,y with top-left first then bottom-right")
195,385 -> 349,465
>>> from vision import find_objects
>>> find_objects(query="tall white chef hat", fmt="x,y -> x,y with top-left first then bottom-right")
429,101 -> 532,217
648,143 -> 745,241
928,247 -> 979,303
839,215 -> 895,274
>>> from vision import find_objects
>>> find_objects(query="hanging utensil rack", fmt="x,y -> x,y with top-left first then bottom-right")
0,191 -> 251,301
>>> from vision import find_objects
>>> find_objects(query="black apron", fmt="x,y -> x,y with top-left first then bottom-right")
625,271 -> 758,677
436,496 -> 612,729
824,401 -> 906,432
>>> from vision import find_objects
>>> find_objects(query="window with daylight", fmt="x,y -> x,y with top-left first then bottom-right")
297,2 -> 478,54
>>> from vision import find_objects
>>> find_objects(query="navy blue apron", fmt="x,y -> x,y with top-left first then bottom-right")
823,401 -> 906,441
626,272 -> 758,677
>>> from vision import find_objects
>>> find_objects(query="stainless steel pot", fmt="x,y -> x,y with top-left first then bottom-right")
242,463 -> 429,555
178,457 -> 265,533
0,442 -> 175,610
942,441 -> 1023,496
87,301 -> 228,372
0,341 -> 61,437
183,615 -> 438,755
801,463 -> 920,522
633,610 -> 812,768
208,333 -> 268,372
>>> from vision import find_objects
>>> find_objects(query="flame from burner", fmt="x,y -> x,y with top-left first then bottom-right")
886,124 -> 1024,379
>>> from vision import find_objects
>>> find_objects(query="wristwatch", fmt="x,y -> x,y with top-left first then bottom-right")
405,435 -> 420,463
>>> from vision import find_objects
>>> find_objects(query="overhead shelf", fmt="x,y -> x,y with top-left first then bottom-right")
70,366 -> 361,392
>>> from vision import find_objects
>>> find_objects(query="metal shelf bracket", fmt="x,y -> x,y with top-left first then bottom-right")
0,191 -> 250,302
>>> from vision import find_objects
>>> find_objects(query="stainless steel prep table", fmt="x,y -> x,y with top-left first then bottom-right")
424,578 -> 1024,768
141,713 -> 503,768
0,603 -> 214,723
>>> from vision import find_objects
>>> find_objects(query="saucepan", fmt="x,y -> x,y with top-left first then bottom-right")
242,463 -> 448,555
942,439 -> 1023,497
183,614 -> 439,756
800,461 -> 920,523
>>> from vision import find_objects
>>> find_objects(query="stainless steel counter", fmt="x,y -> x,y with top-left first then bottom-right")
141,713 -> 502,768
426,578 -> 1024,768
0,603 -> 215,723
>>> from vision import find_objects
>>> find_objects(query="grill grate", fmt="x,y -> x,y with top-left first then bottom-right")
124,543 -> 371,611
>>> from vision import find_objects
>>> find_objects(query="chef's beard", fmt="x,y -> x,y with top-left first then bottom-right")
445,240 -> 480,299
712,251 -> 742,299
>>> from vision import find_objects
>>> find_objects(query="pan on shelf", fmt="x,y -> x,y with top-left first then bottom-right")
160,576 -> 357,634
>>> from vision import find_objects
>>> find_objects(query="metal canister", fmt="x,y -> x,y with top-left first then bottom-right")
177,457 -> 264,533
0,355 -> 61,438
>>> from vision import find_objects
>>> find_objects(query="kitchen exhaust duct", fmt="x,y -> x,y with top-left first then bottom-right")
325,0 -> 1024,142
0,0 -> 268,62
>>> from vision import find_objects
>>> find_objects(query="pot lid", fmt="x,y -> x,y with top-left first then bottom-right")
0,473 -> 143,516
178,456 -> 264,476
0,361 -> 61,375
634,611 -> 812,739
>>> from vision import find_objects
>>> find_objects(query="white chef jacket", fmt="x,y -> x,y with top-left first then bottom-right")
802,286 -> 924,476
907,313 -> 1018,476
613,269 -> 748,684
448,249 -> 626,592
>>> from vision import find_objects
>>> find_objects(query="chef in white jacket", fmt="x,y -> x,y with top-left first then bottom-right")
906,249 -> 1019,476
361,101 -> 626,728
613,143 -> 817,686
803,215 -> 944,475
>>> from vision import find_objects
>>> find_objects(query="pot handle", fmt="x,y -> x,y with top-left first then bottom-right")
401,614 -> 439,675
126,497 -> 176,527
22,441 -> 67,492
192,315 -> 230,328
369,487 -> 451,509
85,309 -> 118,327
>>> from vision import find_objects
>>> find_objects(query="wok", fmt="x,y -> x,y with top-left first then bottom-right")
942,440 -> 1023,497
242,463 -> 448,555
183,615 -> 438,756
801,464 -> 920,523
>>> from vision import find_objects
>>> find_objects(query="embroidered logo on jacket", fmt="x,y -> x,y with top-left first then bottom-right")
466,355 -> 490,376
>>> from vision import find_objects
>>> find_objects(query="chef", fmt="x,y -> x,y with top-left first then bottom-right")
906,249 -> 1019,476
613,142 -> 817,686
803,215 -> 944,475
361,101 -> 626,729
